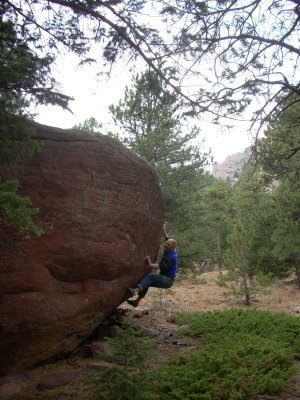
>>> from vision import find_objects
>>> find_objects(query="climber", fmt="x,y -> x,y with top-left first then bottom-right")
127,224 -> 177,308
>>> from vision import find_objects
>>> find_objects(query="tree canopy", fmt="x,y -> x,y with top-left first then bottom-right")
256,94 -> 300,182
109,69 -> 209,184
72,117 -> 103,133
1,0 -> 299,125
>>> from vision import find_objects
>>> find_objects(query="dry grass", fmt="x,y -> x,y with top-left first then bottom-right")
133,270 -> 300,316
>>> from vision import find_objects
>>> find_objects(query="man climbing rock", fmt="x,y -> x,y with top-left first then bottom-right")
127,224 -> 177,307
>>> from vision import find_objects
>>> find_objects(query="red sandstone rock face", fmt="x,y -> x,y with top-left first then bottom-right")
0,123 -> 163,374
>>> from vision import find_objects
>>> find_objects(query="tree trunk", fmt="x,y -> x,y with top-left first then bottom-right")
217,231 -> 221,269
295,265 -> 300,289
242,271 -> 250,306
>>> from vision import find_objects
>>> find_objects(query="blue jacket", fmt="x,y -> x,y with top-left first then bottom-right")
159,249 -> 177,279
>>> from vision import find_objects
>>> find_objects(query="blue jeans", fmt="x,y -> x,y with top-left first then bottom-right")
137,273 -> 174,298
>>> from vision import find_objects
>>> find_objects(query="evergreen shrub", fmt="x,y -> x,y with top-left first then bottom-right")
89,311 -> 300,400
172,309 -> 300,356
89,318 -> 158,400
0,179 -> 43,235
152,309 -> 300,400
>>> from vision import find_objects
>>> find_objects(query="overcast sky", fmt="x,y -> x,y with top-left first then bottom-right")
35,52 -> 253,165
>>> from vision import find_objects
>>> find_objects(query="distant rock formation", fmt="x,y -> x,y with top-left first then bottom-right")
0,123 -> 163,374
212,147 -> 251,183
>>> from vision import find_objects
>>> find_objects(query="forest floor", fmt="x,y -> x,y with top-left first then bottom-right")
8,270 -> 300,400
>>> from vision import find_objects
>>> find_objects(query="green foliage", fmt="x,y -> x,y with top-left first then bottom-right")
257,95 -> 300,182
91,365 -> 158,400
0,19 -> 42,165
154,338 -> 293,400
201,180 -> 232,267
100,318 -> 156,371
217,268 -> 274,305
0,121 -> 43,235
270,178 -> 300,286
0,19 -> 71,113
163,173 -> 216,270
109,69 -> 209,185
0,180 -> 43,236
72,117 -> 102,133
224,219 -> 255,305
221,95 -> 299,295
87,311 -> 299,400
257,95 -> 300,285
4,1 -> 299,124
172,309 -> 300,356
271,185 -> 300,259
154,309 -> 300,399
222,165 -> 288,303
0,117 -> 40,165
0,16 -> 71,234
109,69 -> 213,270
90,318 -> 157,400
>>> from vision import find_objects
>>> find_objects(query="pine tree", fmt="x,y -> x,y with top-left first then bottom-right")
257,94 -> 300,182
109,69 -> 208,187
257,94 -> 300,286
109,69 -> 211,269
222,166 -> 275,304
72,117 -> 102,133
271,178 -> 300,287
91,318 -> 157,400
202,180 -> 232,268
224,219 -> 253,306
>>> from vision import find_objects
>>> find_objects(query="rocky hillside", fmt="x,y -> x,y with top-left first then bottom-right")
212,147 -> 251,183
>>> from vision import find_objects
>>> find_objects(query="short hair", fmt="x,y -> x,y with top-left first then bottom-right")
167,238 -> 176,249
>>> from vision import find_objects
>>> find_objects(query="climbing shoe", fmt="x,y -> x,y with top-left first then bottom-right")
127,299 -> 139,308
128,287 -> 139,297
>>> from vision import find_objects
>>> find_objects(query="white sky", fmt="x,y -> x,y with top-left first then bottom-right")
34,53 -> 253,165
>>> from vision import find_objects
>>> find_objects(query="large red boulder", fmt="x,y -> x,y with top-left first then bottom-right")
0,123 -> 163,374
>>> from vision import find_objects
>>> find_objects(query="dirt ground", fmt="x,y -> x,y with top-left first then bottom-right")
7,271 -> 300,399
132,270 -> 300,315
